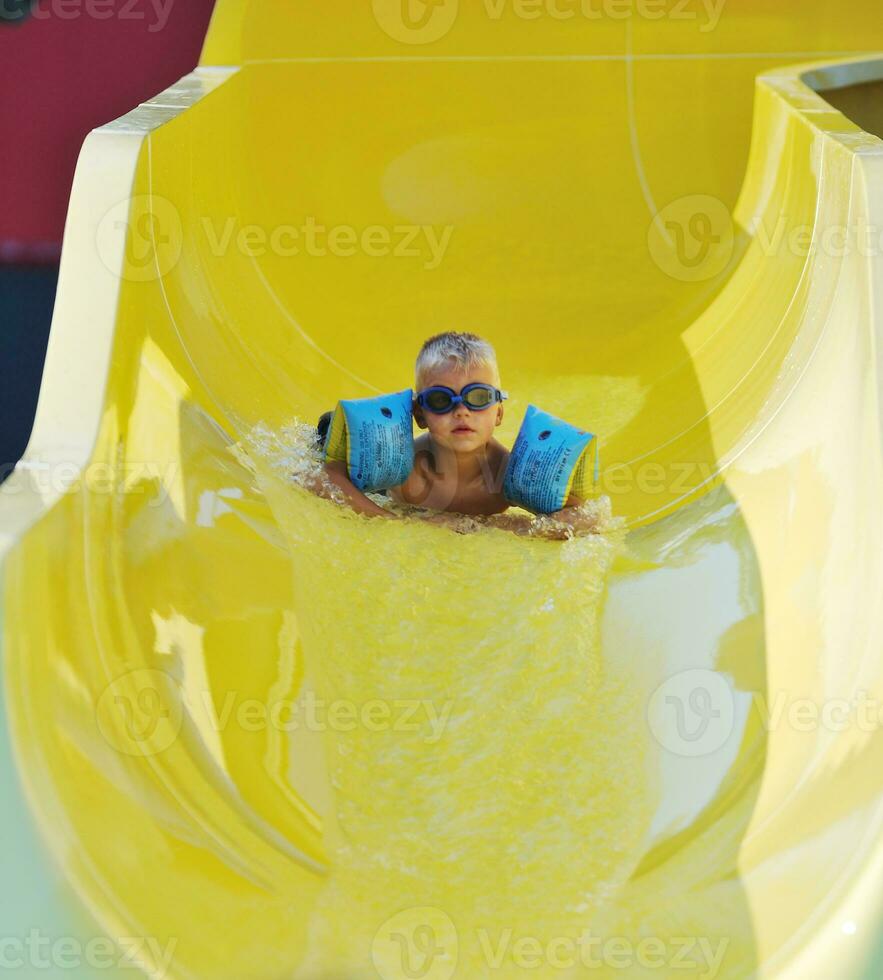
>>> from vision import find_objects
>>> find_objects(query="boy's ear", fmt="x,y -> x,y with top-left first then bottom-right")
495,404 -> 504,426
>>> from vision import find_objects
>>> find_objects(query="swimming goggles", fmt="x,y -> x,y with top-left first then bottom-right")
415,383 -> 508,414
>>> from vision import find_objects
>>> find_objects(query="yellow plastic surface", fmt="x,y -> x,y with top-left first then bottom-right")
3,3 -> 883,977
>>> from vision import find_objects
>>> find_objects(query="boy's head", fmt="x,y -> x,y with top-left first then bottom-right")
413,331 -> 504,451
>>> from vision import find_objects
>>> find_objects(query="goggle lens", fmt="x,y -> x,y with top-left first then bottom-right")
465,387 -> 493,408
425,390 -> 454,411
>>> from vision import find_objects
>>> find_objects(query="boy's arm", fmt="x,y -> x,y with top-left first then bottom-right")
549,493 -> 600,534
519,492 -> 583,518
387,465 -> 430,508
511,493 -> 597,538
322,460 -> 398,519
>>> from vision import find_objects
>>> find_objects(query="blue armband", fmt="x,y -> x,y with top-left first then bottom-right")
503,404 -> 600,514
324,389 -> 415,492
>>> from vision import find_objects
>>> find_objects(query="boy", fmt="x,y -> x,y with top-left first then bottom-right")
319,332 -> 595,537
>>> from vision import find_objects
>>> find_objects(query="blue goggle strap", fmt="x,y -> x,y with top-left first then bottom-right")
417,386 -> 508,408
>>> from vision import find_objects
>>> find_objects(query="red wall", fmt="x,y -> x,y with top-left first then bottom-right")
0,0 -> 217,261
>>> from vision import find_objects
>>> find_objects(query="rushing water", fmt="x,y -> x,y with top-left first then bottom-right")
231,419 -> 664,978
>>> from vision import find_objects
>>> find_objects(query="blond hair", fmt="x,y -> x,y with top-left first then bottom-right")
415,331 -> 500,390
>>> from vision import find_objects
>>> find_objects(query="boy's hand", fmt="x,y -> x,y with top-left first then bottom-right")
551,506 -> 598,528
530,507 -> 598,541
531,525 -> 572,540
420,511 -> 477,534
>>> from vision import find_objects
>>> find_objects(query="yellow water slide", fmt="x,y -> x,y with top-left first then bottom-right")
3,1 -> 883,977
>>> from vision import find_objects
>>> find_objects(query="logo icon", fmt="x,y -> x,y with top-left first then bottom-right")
0,0 -> 34,24
372,906 -> 458,980
96,668 -> 183,757
372,0 -> 459,45
647,668 -> 735,757
96,194 -> 183,283
647,194 -> 734,283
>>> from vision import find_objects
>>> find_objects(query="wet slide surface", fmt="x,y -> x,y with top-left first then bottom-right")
2,2 -> 883,977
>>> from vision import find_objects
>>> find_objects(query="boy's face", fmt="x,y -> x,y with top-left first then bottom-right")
413,362 -> 504,452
